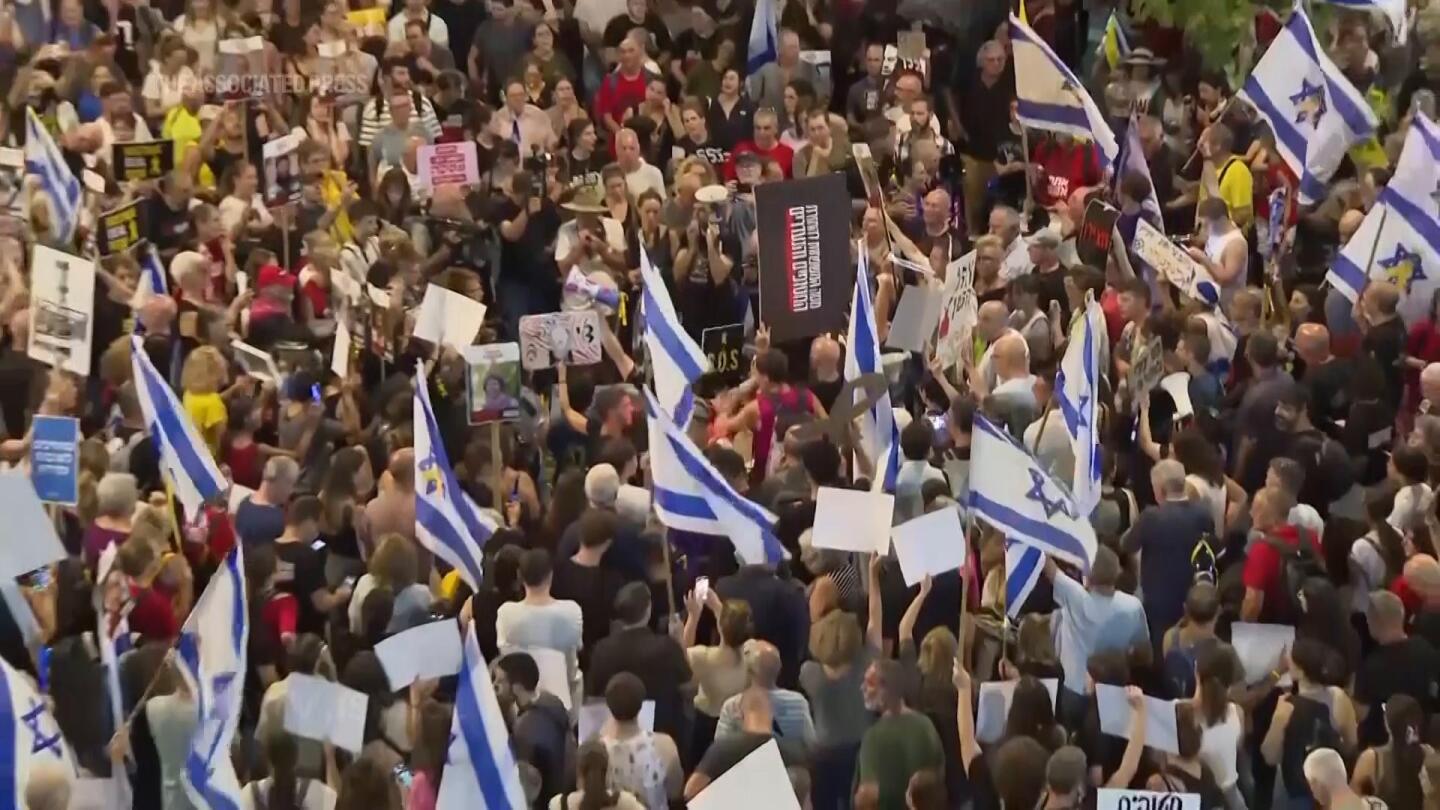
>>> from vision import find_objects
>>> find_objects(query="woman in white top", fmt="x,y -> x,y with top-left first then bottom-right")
681,588 -> 752,755
550,741 -> 646,810
1351,489 -> 1406,614
240,734 -> 339,810
1195,646 -> 1246,810
141,38 -> 199,120
495,549 -> 584,694
175,0 -> 222,74
218,162 -> 275,238
600,673 -> 684,810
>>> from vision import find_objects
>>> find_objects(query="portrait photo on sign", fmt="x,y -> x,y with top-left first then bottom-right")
463,343 -> 522,424
518,310 -> 602,370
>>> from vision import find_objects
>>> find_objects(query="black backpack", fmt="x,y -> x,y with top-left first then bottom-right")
1280,694 -> 1343,800
1259,531 -> 1324,622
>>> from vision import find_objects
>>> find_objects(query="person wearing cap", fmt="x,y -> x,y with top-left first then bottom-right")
1121,48 -> 1167,116
724,108 -> 794,182
1026,227 -> 1069,322
556,185 -> 628,278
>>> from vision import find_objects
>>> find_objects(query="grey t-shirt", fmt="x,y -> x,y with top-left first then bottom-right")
799,648 -> 875,747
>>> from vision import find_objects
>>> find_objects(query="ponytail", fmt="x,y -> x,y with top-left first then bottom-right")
1381,695 -> 1424,810
576,741 -> 618,810
1195,646 -> 1229,728
264,734 -> 302,810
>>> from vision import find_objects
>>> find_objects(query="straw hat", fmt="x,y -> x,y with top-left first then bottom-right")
562,184 -> 608,213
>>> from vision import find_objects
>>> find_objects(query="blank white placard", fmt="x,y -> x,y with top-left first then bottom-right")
812,487 -> 894,554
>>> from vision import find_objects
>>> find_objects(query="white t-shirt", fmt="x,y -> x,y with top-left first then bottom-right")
624,162 -> 667,199
1349,533 -> 1389,613
496,600 -> 584,672
240,779 -> 337,810
1197,703 -> 1243,789
1186,474 -> 1226,536
386,10 -> 449,47
1388,482 -> 1433,533
220,193 -> 275,235
141,65 -> 199,111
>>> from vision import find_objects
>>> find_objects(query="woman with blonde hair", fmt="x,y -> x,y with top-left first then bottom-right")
180,346 -> 231,455
348,533 -> 431,634
681,590 -> 753,757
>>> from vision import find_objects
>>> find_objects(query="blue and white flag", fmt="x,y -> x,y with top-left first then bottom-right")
437,623 -> 527,810
1010,13 -> 1119,167
1054,296 -> 1103,517
1114,114 -> 1162,227
1005,539 -> 1044,619
0,649 -> 74,810
24,107 -> 81,244
1318,0 -> 1406,43
130,335 -> 227,517
968,413 -> 1098,572
176,546 -> 247,810
845,249 -> 900,493
1238,6 -> 1378,203
1327,113 -> 1440,323
414,362 -> 494,590
131,244 -> 169,314
747,0 -> 778,72
645,388 -> 784,566
640,246 -> 708,427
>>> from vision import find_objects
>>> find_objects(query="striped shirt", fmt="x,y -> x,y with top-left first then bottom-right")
357,93 -> 442,148
714,687 -> 816,748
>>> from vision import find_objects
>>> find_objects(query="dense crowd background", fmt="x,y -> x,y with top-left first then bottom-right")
2,0 -> 1440,809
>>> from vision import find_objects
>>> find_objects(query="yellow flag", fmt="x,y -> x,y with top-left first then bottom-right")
1019,0 -> 1029,23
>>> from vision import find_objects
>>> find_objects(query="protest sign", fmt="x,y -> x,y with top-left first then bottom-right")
886,284 -> 944,353
813,487 -> 894,554
96,201 -> 144,256
374,619 -> 464,690
701,323 -> 746,386
936,252 -> 977,368
1095,684 -> 1180,755
1129,335 -> 1165,398
30,416 -> 78,505
1131,219 -> 1216,300
230,340 -> 282,384
791,373 -> 888,448
418,141 -> 481,189
414,284 -> 487,351
28,246 -> 95,376
891,507 -> 966,585
689,739 -> 801,810
112,140 -> 173,182
756,173 -> 854,343
518,310 -> 602,370
262,132 -> 304,207
1077,200 -> 1120,268
1097,789 -> 1200,810
284,674 -> 368,753
0,473 -> 67,580
463,343 -> 522,424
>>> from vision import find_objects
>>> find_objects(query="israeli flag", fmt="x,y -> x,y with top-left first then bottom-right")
1005,540 -> 1044,619
24,107 -> 81,244
176,546 -> 247,810
1327,113 -> 1440,324
1010,14 -> 1119,167
438,623 -> 527,810
0,651 -> 75,810
1114,114 -> 1162,227
640,246 -> 708,427
1238,6 -> 1377,203
747,0 -> 778,72
968,413 -> 1098,572
130,335 -> 227,516
414,362 -> 495,590
646,388 -> 784,566
1318,0 -> 1406,43
1054,296 -> 1103,517
846,249 -> 900,493
131,245 -> 170,314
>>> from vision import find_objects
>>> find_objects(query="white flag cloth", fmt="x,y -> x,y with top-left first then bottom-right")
747,0 -> 778,72
646,388 -> 784,566
1238,6 -> 1378,203
436,624 -> 527,810
1010,14 -> 1119,166
130,335 -> 227,516
1055,297 -> 1104,517
176,546 -> 247,810
639,246 -> 708,427
413,362 -> 494,590
1327,112 -> 1440,324
0,652 -> 74,810
24,107 -> 81,243
968,413 -> 1098,572
845,249 -> 900,492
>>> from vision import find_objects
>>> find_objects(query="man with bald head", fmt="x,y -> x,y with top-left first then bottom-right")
715,640 -> 816,746
984,333 -> 1039,438
1293,322 -> 1351,435
1361,280 -> 1406,408
1421,363 -> 1440,414
615,127 -> 666,198
1354,589 -> 1440,747
362,448 -> 420,567
915,187 -> 959,266
809,334 -> 843,411
973,300 -> 1028,395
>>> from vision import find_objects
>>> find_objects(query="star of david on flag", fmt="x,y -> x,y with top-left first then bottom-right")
1289,79 -> 1327,127
0,654 -> 75,809
1026,468 -> 1076,520
1379,244 -> 1425,293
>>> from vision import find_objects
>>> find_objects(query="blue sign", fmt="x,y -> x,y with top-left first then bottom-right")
30,416 -> 78,506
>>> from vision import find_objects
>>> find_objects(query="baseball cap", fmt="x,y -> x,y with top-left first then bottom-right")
734,151 -> 763,170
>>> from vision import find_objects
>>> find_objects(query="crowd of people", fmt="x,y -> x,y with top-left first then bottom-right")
2,0 -> 1440,809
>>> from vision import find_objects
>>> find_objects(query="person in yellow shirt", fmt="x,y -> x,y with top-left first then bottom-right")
1196,123 -> 1253,230
162,86 -> 218,189
299,139 -> 355,243
181,346 -> 231,456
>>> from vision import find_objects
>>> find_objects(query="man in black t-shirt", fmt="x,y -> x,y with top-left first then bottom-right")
602,0 -> 673,64
145,172 -> 196,266
495,170 -> 562,337
1354,591 -> 1440,747
1360,281 -> 1406,409
272,497 -> 353,636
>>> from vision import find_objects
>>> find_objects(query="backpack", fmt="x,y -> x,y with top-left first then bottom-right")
1162,635 -> 1221,701
1259,530 -> 1324,622
1191,531 -> 1220,585
1280,694 -> 1343,800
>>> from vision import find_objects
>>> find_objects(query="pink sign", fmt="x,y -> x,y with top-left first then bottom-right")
418,141 -> 480,189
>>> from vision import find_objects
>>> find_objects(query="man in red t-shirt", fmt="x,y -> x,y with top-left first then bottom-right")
1241,486 -> 1324,622
723,108 -> 794,181
1030,133 -> 1101,210
593,34 -> 655,152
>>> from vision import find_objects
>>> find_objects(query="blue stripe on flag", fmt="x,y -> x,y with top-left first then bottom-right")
1284,15 -> 1381,138
1016,100 -> 1095,133
642,286 -> 706,381
0,658 -> 14,807
664,434 -> 784,561
972,491 -> 1092,565
135,350 -> 224,505
415,499 -> 485,585
654,487 -> 712,520
455,654 -> 517,809
1006,542 -> 1044,618
1378,185 -> 1440,247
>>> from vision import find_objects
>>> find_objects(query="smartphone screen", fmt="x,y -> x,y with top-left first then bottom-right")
392,763 -> 413,789
695,576 -> 710,603
310,539 -> 327,552
310,383 -> 322,402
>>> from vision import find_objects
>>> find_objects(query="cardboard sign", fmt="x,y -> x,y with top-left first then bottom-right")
28,246 -> 95,376
418,141 -> 480,189
891,507 -> 967,585
701,323 -> 746,386
1097,789 -> 1200,810
886,283 -> 944,353
756,173 -> 855,343
463,343 -> 522,424
517,310 -> 603,370
1129,335 -> 1165,398
262,132 -> 303,207
1077,200 -> 1120,268
936,251 -> 977,368
30,416 -> 78,505
1131,218 -> 1216,301
112,140 -> 173,182
96,201 -> 144,256
414,284 -> 488,352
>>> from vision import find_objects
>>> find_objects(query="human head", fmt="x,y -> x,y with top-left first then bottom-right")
492,651 -> 540,706
753,108 -> 780,149
1303,748 -> 1351,808
604,671 -> 646,723
96,473 -> 138,520
518,548 -> 553,593
613,581 -> 652,629
618,32 -> 644,72
262,457 -> 300,502
861,657 -> 906,712
1088,546 -> 1121,592
988,205 -> 1021,244
977,40 -> 1006,79
1150,458 -> 1187,501
284,496 -> 323,544
1044,747 -> 1088,807
1366,589 -> 1406,642
1248,486 -> 1287,532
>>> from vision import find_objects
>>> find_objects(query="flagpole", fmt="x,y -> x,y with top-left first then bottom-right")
1019,125 -> 1035,215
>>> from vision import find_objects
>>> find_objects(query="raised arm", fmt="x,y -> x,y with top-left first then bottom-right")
1105,687 -> 1147,788
866,553 -> 884,652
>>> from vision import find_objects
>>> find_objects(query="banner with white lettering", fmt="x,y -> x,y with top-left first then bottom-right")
1097,789 -> 1199,810
756,173 -> 854,343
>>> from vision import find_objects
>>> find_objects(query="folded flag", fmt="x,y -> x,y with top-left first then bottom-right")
1010,13 -> 1119,166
